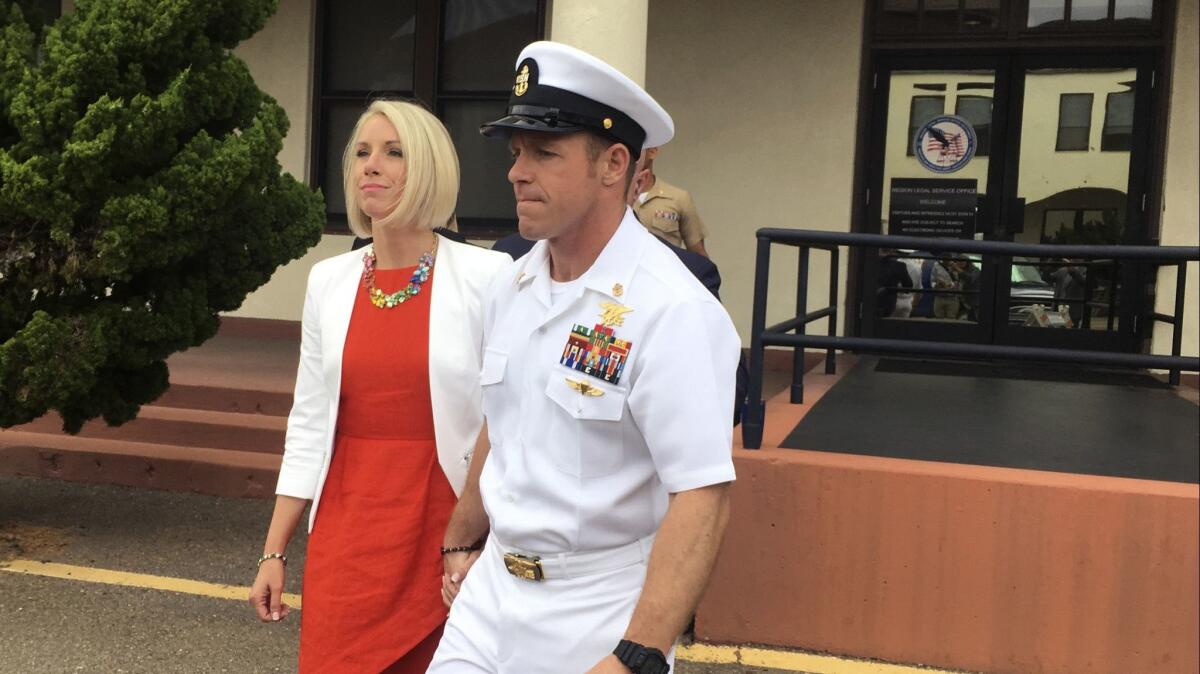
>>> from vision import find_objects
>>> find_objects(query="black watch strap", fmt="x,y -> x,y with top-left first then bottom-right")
613,639 -> 669,674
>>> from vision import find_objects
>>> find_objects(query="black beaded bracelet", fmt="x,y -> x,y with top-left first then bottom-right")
440,540 -> 484,555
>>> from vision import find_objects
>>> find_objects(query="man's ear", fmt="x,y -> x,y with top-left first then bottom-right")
599,143 -> 633,188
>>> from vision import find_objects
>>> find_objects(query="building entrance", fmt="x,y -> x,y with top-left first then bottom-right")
860,52 -> 1156,352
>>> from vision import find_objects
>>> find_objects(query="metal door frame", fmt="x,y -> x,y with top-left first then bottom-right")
860,49 -> 1159,352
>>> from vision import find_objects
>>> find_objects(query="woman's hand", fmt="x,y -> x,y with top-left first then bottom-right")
441,550 -> 482,608
249,559 -> 291,622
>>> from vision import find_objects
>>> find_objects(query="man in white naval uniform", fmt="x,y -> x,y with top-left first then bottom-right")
428,41 -> 740,674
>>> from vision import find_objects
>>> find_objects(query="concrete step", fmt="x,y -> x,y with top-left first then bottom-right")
12,406 -> 286,455
0,318 -> 301,498
155,383 -> 295,417
0,431 -> 280,498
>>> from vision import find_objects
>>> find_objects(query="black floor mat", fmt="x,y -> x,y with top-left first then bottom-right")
782,358 -> 1199,483
875,358 -> 1171,389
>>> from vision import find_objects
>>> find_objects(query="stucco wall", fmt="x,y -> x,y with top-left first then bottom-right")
699,446 -> 1200,673
226,0 -> 346,321
1153,0 -> 1199,360
233,0 -> 313,180
549,0 -> 648,86
645,0 -> 866,344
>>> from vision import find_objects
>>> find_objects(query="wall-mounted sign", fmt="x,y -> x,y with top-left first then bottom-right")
914,115 -> 977,174
889,178 -> 978,238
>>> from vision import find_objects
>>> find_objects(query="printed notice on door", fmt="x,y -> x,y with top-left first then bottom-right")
888,178 -> 978,238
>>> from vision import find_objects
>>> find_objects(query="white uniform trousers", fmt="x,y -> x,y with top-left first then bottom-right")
428,537 -> 675,673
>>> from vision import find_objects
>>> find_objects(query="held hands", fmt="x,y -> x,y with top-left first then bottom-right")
441,549 -> 482,608
249,559 -> 291,622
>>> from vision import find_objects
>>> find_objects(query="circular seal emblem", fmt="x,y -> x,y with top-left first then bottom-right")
513,63 -> 530,97
913,115 -> 977,174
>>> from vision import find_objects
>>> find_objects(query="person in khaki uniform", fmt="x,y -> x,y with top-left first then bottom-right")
632,147 -> 709,256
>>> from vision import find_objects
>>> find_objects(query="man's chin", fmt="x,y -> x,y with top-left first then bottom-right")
517,219 -> 550,241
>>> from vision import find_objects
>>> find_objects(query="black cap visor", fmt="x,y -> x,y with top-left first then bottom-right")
478,88 -> 646,161
479,113 -> 585,138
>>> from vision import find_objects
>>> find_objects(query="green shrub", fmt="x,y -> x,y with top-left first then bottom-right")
1,0 -> 323,432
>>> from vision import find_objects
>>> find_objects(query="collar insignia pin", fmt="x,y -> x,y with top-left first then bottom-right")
612,283 -> 624,297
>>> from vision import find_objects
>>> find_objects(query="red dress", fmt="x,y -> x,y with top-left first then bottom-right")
299,265 -> 456,674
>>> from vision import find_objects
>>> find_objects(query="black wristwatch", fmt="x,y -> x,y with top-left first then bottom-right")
613,639 -> 669,674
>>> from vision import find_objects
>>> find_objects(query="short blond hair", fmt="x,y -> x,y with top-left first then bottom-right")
342,99 -> 460,237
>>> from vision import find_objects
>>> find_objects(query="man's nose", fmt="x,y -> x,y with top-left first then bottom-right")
508,153 -> 529,185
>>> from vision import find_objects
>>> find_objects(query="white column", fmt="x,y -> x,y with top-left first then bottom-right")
548,0 -> 649,86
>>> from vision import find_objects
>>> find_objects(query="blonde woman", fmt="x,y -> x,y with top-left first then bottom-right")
248,99 -> 509,673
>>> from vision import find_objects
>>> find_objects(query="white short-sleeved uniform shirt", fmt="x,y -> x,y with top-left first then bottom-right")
479,208 -> 740,554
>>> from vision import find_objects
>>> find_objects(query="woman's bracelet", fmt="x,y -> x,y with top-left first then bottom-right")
440,540 -> 484,556
257,552 -> 287,567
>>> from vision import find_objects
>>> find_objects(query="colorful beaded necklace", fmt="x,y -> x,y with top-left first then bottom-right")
361,237 -> 438,309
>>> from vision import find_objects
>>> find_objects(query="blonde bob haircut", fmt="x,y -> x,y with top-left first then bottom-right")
342,99 -> 460,238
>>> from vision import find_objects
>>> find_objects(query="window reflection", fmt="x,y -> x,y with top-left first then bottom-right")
1114,0 -> 1154,20
1071,0 -> 1109,22
323,0 -> 416,92
955,95 -> 992,156
907,96 -> 945,156
1055,94 -> 1093,151
1027,0 -> 1065,27
441,0 -> 539,92
1102,90 -> 1135,151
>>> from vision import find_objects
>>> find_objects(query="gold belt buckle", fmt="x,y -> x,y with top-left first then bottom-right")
503,552 -> 544,581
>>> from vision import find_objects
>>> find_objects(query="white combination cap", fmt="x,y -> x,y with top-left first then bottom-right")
480,41 -> 674,159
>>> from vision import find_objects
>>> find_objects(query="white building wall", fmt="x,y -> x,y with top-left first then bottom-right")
1153,0 -> 1199,360
645,0 -> 866,344
549,0 -> 649,86
228,0 -> 349,322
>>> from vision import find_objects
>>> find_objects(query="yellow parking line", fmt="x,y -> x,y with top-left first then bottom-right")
677,643 -> 968,674
0,559 -> 302,609
2,560 -> 965,673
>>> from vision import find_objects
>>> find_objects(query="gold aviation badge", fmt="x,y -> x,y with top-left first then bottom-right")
565,378 -> 605,397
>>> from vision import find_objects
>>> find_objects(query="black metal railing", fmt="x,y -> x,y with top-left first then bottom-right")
742,229 -> 1200,450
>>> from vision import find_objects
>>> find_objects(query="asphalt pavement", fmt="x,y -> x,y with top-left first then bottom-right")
0,475 -> 794,674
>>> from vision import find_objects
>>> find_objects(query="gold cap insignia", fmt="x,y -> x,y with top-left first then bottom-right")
612,283 -> 624,297
514,64 -> 530,97
566,378 -> 605,396
603,118 -> 613,129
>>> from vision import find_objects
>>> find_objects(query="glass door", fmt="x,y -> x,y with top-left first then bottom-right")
862,52 -> 1155,353
992,54 -> 1154,351
862,55 -> 1010,344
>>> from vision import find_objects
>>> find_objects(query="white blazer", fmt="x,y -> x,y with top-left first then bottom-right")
275,234 -> 511,532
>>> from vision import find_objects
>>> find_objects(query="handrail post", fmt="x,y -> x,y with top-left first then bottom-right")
742,236 -> 772,450
792,246 -> 811,404
1107,260 -> 1118,332
1080,260 -> 1094,331
1170,262 -> 1186,386
826,247 -> 839,375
